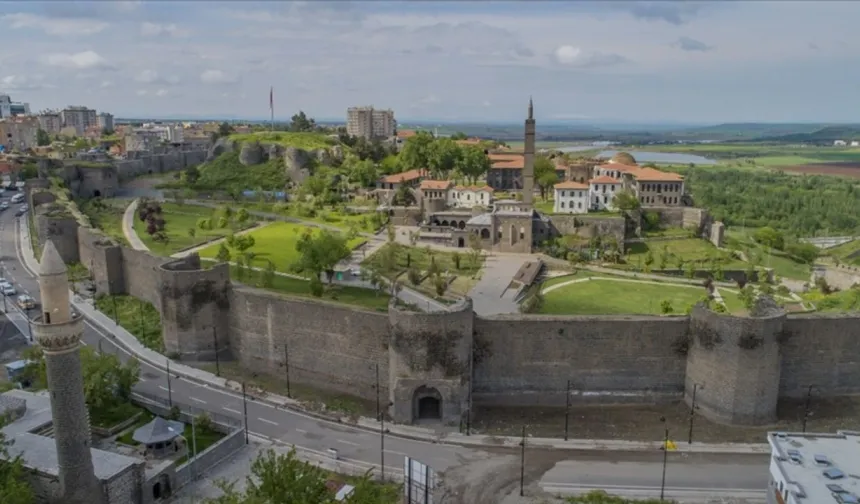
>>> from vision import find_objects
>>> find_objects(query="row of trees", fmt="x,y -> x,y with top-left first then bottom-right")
397,132 -> 491,183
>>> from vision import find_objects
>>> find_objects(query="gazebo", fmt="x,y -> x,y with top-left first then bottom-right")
132,416 -> 186,458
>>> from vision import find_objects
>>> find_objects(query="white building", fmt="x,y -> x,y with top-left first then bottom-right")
552,181 -> 589,214
0,94 -> 30,118
767,430 -> 860,504
851,141 -> 859,147
589,175 -> 620,211
97,113 -> 114,132
346,106 -> 396,140
833,140 -> 847,146
419,180 -> 494,209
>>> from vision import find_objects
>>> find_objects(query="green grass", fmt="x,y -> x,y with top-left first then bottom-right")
718,288 -> 748,315
642,226 -> 690,239
623,238 -> 746,270
540,277 -> 707,315
724,229 -> 814,281
826,239 -> 860,265
239,201 -> 380,232
198,221 -> 364,275
78,199 -> 130,246
229,265 -> 390,311
228,131 -> 335,151
133,202 -> 256,256
802,287 -> 860,312
362,243 -> 484,279
116,412 -> 224,465
94,294 -> 163,352
194,151 -> 288,191
90,402 -> 143,429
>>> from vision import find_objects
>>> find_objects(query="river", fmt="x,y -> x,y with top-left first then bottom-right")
556,147 -> 716,165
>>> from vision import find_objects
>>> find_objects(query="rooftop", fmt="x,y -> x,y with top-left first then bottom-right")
768,430 -> 860,503
419,179 -> 452,190
5,433 -> 141,481
0,390 -> 53,438
632,168 -> 685,182
379,168 -> 427,184
554,181 -> 589,190
490,158 -> 525,169
590,175 -> 620,184
454,184 -> 494,193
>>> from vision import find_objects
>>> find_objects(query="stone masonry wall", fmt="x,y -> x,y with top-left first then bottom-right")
35,210 -> 80,264
119,248 -> 168,309
472,315 -> 689,407
77,226 -> 125,295
548,214 -> 626,245
115,149 -> 207,181
227,286 -> 391,401
779,314 -> 860,397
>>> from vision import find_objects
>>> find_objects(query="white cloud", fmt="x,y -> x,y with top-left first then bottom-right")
553,45 -> 582,65
100,81 -> 114,88
134,70 -> 180,85
136,90 -> 148,96
2,13 -> 108,36
1,75 -> 53,91
43,51 -> 114,70
155,89 -> 168,97
482,100 -> 492,108
552,45 -> 628,68
141,22 -> 189,38
200,69 -> 238,84
410,94 -> 441,109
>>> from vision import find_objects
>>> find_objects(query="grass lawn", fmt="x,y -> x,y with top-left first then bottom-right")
239,201 -> 378,232
362,243 -> 484,280
91,402 -> 144,429
134,202 -> 256,256
78,198 -> 130,246
228,131 -> 335,151
724,229 -> 814,281
642,226 -> 690,239
540,277 -> 707,315
624,238 -> 746,270
116,413 -> 224,465
94,294 -> 163,352
826,239 -> 860,265
802,287 -> 860,312
718,288 -> 748,315
198,222 -> 364,275
228,265 -> 390,311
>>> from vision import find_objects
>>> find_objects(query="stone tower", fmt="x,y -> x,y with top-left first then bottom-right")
522,97 -> 535,207
32,240 -> 103,504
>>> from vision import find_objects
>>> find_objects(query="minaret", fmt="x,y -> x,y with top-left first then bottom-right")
522,97 -> 535,207
32,240 -> 103,504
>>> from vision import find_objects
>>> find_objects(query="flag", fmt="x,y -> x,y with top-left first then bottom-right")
269,87 -> 273,112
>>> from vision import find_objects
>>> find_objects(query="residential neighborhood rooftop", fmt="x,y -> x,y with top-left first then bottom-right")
554,181 -> 589,189
768,430 -> 860,504
590,175 -> 621,184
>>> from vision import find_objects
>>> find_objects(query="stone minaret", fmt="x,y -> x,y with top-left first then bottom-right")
32,240 -> 102,504
522,97 -> 536,207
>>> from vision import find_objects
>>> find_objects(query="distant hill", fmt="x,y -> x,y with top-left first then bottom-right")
755,125 -> 860,144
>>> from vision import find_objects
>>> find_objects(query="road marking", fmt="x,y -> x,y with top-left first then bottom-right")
384,449 -> 407,457
190,397 -> 207,404
223,407 -> 242,415
337,439 -> 360,447
295,428 -> 307,434
158,385 -> 169,392
258,417 -> 278,426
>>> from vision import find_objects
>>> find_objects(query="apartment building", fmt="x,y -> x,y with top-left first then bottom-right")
61,106 -> 97,136
37,111 -> 62,134
97,112 -> 114,132
0,94 -> 30,118
552,181 -> 589,214
767,430 -> 859,504
593,157 -> 685,208
346,106 -> 396,140
589,176 -> 621,211
0,116 -> 40,150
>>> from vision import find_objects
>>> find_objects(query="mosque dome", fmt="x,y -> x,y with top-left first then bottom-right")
610,152 -> 637,165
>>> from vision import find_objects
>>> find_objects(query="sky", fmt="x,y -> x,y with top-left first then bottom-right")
1,0 -> 859,124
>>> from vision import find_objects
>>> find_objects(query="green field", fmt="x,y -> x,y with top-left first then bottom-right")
802,287 -> 860,312
724,229 -> 813,281
539,277 -> 707,315
133,202 -> 255,256
78,199 -> 130,246
194,151 -> 287,191
239,201 -> 378,232
198,221 -> 365,275
227,131 -> 335,151
94,294 -> 162,352
825,239 -> 860,266
646,144 -> 860,162
623,238 -> 747,270
362,243 -> 484,279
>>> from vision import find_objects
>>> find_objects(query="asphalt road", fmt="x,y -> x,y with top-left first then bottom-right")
0,206 -> 770,502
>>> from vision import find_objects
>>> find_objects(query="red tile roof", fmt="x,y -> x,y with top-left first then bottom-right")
454,185 -> 494,193
554,181 -> 589,190
590,176 -> 620,184
632,168 -> 684,182
380,168 -> 427,184
419,179 -> 452,190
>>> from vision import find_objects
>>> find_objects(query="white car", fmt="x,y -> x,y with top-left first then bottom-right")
2,284 -> 16,296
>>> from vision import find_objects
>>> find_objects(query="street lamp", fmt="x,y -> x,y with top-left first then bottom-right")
564,380 -> 572,441
688,383 -> 702,444
660,416 -> 669,502
802,385 -> 817,433
519,425 -> 526,497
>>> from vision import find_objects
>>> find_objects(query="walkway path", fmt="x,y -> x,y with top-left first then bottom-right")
121,199 -> 149,251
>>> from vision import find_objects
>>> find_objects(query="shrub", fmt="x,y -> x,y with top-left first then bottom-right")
660,300 -> 673,314
434,274 -> 448,296
407,267 -> 422,286
309,275 -> 324,297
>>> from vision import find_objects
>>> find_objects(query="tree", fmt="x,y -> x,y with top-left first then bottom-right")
786,242 -> 819,264
378,155 -> 400,175
261,260 -> 275,288
450,131 -> 468,140
295,230 -> 350,283
289,111 -> 316,132
660,300 -> 674,314
36,128 -> 51,147
188,228 -> 196,239
349,158 -> 378,188
685,261 -> 696,279
216,243 -> 231,263
217,122 -> 235,138
456,146 -> 491,185
407,267 -> 422,285
235,208 -> 249,223
426,138 -> 462,178
434,274 -> 448,296
613,189 -> 641,211
659,246 -> 670,270
393,184 -> 415,206
0,415 -> 35,504
643,250 -> 654,272
534,155 -> 557,200
468,232 -> 483,267
753,226 -> 784,251
398,132 -> 435,171
452,251 -> 461,270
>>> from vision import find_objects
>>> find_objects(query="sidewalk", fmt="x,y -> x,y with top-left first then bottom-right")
21,217 -> 769,455
121,199 -> 149,251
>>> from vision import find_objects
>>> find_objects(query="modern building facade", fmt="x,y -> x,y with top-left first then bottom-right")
346,106 -> 396,140
0,93 -> 30,118
61,106 -> 98,136
97,112 -> 114,132
0,116 -> 40,150
38,110 -> 62,134
767,430 -> 860,504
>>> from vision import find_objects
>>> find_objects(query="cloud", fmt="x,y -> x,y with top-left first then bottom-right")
100,81 -> 114,89
672,37 -> 713,52
155,89 -> 169,97
482,100 -> 492,108
141,22 -> 190,38
1,13 -> 108,36
134,70 -> 181,85
410,94 -> 441,109
1,75 -> 53,91
43,51 -> 115,70
552,45 -> 628,68
808,42 -> 820,51
618,1 -> 706,25
199,69 -> 239,84
136,90 -> 148,97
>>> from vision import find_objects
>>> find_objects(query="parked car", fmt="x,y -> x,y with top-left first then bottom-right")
14,207 -> 26,217
2,283 -> 16,296
0,202 -> 8,211
16,295 -> 35,310
10,193 -> 24,203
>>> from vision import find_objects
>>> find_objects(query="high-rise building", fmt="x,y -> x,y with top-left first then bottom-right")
31,240 -> 103,504
38,110 -> 62,134
522,98 -> 535,207
61,106 -> 97,136
346,106 -> 396,140
0,116 -> 40,150
0,93 -> 31,118
97,112 -> 114,132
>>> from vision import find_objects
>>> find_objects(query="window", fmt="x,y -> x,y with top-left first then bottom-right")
561,191 -> 566,197
561,202 -> 565,209
577,202 -> 582,209
603,196 -> 608,204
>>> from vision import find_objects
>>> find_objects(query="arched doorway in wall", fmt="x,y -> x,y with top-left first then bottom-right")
457,237 -> 465,248
480,228 -> 490,239
412,386 -> 443,422
153,474 -> 172,500
93,190 -> 101,198
441,220 -> 449,227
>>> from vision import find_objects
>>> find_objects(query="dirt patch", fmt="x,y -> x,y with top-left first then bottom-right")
777,162 -> 860,178
473,396 -> 860,443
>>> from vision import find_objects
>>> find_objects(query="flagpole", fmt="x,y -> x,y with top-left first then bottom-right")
270,86 -> 274,132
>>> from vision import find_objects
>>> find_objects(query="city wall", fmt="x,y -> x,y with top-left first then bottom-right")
115,149 -> 207,181
26,187 -> 860,427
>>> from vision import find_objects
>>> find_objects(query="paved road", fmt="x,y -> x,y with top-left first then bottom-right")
0,208 -> 770,502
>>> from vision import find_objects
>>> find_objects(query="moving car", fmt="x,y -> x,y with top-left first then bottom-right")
10,193 -> 24,204
14,207 -> 26,217
1,283 -> 16,296
16,295 -> 35,310
0,202 -> 8,211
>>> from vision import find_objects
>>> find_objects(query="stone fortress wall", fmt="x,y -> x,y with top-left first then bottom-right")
25,184 -> 860,427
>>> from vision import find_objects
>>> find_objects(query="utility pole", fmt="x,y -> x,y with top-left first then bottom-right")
380,402 -> 386,481
519,425 -> 526,497
802,384 -> 815,433
688,383 -> 698,445
191,414 -> 198,480
375,363 -> 380,421
213,327 -> 220,377
242,381 -> 249,444
139,302 -> 145,342
112,295 -> 119,325
660,418 -> 669,502
564,380 -> 571,441
284,340 -> 291,398
166,358 -> 173,407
